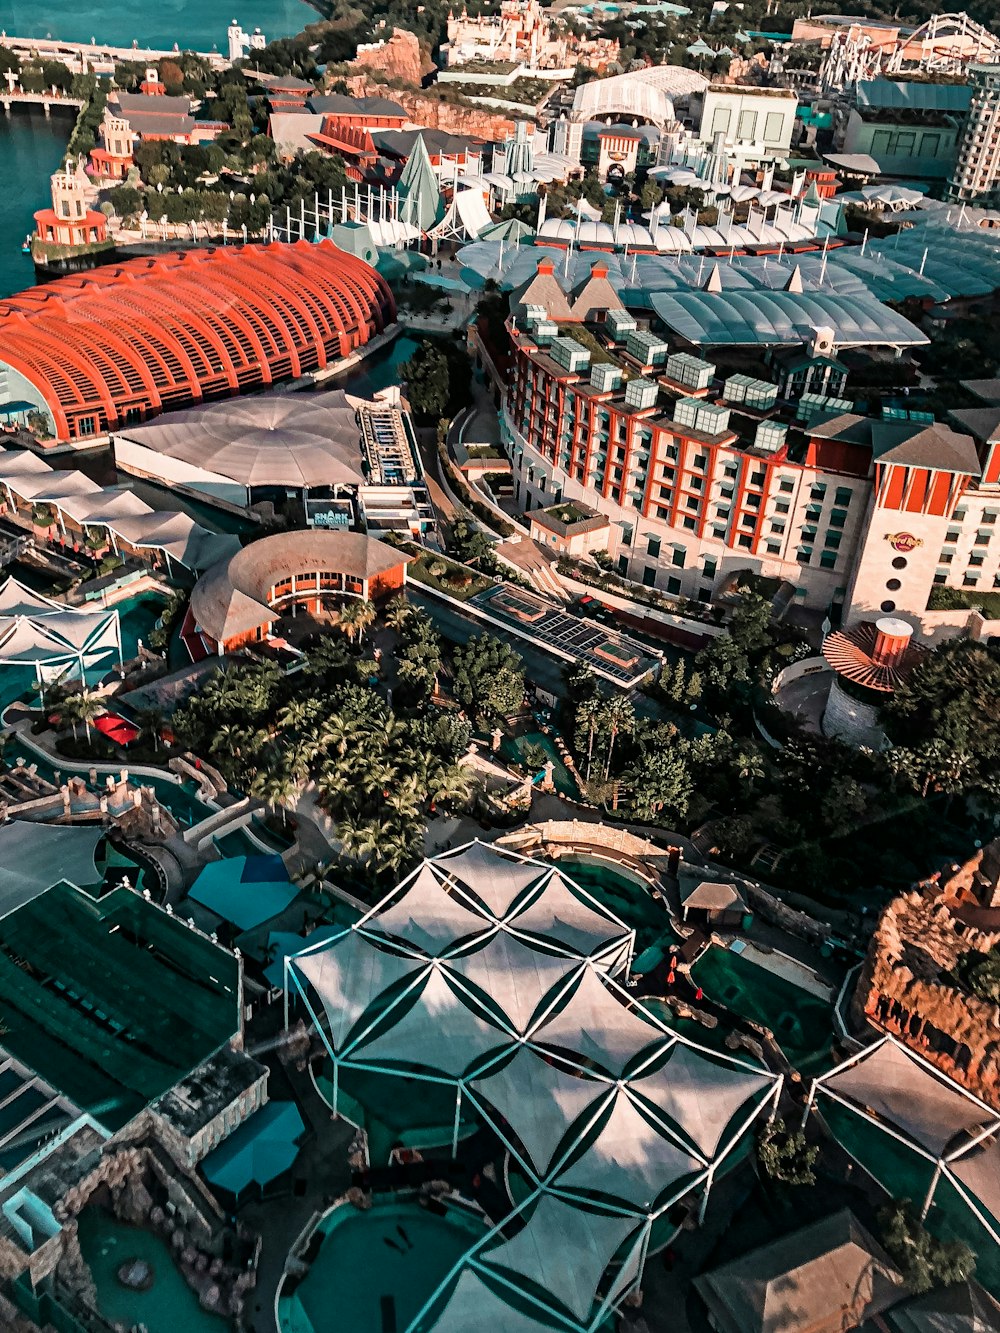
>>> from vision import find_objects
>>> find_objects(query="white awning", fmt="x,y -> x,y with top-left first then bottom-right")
506,869 -> 632,961
361,862 -> 494,955
435,840 -> 547,918
428,1269 -> 565,1333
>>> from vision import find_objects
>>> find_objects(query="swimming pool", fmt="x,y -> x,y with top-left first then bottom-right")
279,1197 -> 489,1333
76,1208 -> 228,1333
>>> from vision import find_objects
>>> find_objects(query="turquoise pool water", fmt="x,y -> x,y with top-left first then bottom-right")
279,1198 -> 489,1333
77,1208 -> 228,1333
500,730 -> 579,799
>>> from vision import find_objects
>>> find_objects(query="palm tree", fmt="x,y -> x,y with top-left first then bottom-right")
135,706 -> 165,752
337,598 -> 376,647
736,750 -> 765,788
576,696 -> 603,783
66,690 -> 103,745
251,769 -> 296,829
384,596 -> 411,633
602,695 -> 635,782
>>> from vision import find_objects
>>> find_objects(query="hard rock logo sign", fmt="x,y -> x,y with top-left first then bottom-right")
885,532 -> 923,553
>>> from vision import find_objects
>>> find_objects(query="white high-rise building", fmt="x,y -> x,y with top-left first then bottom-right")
948,63 -> 1000,203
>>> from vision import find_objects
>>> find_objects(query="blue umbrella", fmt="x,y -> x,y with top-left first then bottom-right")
202,1101 -> 305,1197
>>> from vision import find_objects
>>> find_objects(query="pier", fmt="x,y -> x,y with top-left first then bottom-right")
0,32 -> 229,74
1,92 -> 84,116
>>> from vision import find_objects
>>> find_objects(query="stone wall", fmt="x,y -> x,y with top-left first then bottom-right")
349,29 -> 434,86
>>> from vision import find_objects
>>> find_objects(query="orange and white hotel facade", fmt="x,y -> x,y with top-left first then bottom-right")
503,323 -> 1000,643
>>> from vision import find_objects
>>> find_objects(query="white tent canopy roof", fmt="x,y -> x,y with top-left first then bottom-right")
479,1194 -> 640,1322
506,869 -> 632,961
629,1042 -> 773,1157
819,1038 -> 999,1157
530,964 -> 666,1075
428,1269 -> 565,1333
554,1087 -> 704,1211
447,934 -> 583,1035
435,841 -> 548,919
0,821 -> 103,919
349,962 -> 512,1077
293,930 -> 425,1052
469,1046 -> 613,1177
361,862 -> 494,955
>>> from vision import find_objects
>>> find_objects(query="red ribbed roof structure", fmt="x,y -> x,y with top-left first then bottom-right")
822,617 -> 926,693
0,240 -> 395,442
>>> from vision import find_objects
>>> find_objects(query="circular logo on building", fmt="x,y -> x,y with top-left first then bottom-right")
885,532 -> 922,553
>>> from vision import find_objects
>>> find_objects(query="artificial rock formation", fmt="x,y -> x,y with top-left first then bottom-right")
852,841 -> 1000,1107
348,29 -> 433,85
344,73 -> 525,138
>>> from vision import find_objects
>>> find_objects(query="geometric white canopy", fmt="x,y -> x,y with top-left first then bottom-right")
468,1046 -> 613,1178
290,840 -> 781,1333
478,1194 -> 640,1322
0,575 -> 121,680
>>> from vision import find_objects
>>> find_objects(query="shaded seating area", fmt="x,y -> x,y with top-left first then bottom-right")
190,855 -> 298,933
202,1100 -> 305,1200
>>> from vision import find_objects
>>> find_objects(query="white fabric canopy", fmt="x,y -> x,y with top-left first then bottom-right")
362,863 -> 493,955
629,1043 -> 772,1158
949,1141 -> 1000,1227
429,1269 -> 562,1333
506,870 -> 632,961
555,1088 -> 704,1211
0,821 -> 103,919
447,934 -> 582,1035
469,1046 -> 612,1176
349,963 -> 512,1077
480,1195 -> 638,1322
292,931 -> 425,1051
436,841 -> 547,918
531,965 -> 665,1074
823,1040 -> 997,1157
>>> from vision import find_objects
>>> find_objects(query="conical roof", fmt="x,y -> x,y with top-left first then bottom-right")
397,133 -> 444,233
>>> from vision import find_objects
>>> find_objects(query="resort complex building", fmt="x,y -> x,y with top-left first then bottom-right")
475,246 -> 1000,639
186,529 -> 410,655
0,241 -> 395,443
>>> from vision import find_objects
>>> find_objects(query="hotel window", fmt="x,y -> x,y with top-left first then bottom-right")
969,553 -> 985,567
741,515 -> 756,530
805,504 -> 822,521
738,535 -> 753,549
770,520 -> 786,534
642,567 -> 656,587
964,574 -> 980,587
683,516 -> 697,531
994,574 -> 1000,588
940,551 -> 954,564
985,510 -> 998,524
934,570 -> 948,584
828,509 -> 848,529
945,529 -> 961,543
766,541 -> 781,555
955,509 -> 967,521
672,547 -> 686,568
810,484 -> 827,501
692,453 -> 708,470
690,476 -> 704,491
975,530 -> 992,545
738,109 -> 758,140
764,110 -> 785,143
801,525 -> 818,541
834,487 -> 852,507
774,501 -> 790,515
820,551 -> 838,570
667,576 -> 682,595
646,536 -> 661,558
720,485 -> 734,499
779,479 -> 794,493
750,470 -> 765,486
716,505 -> 731,519
714,525 -> 729,540
723,463 -> 738,478
825,530 -> 842,550
686,496 -> 700,511
703,556 -> 717,578
746,494 -> 761,509
666,444 -> 678,460
617,554 -> 628,576
797,547 -> 813,564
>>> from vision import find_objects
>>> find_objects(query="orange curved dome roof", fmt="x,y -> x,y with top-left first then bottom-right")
0,240 -> 395,441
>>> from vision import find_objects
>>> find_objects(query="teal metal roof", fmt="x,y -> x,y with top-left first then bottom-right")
190,854 -> 297,931
649,289 -> 928,349
856,79 -> 972,113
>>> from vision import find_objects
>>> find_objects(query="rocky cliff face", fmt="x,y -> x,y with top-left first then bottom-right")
345,73 -> 528,139
348,29 -> 434,85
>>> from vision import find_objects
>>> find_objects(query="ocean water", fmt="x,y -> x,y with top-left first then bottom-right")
2,0 -> 318,53
0,107 -> 71,299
